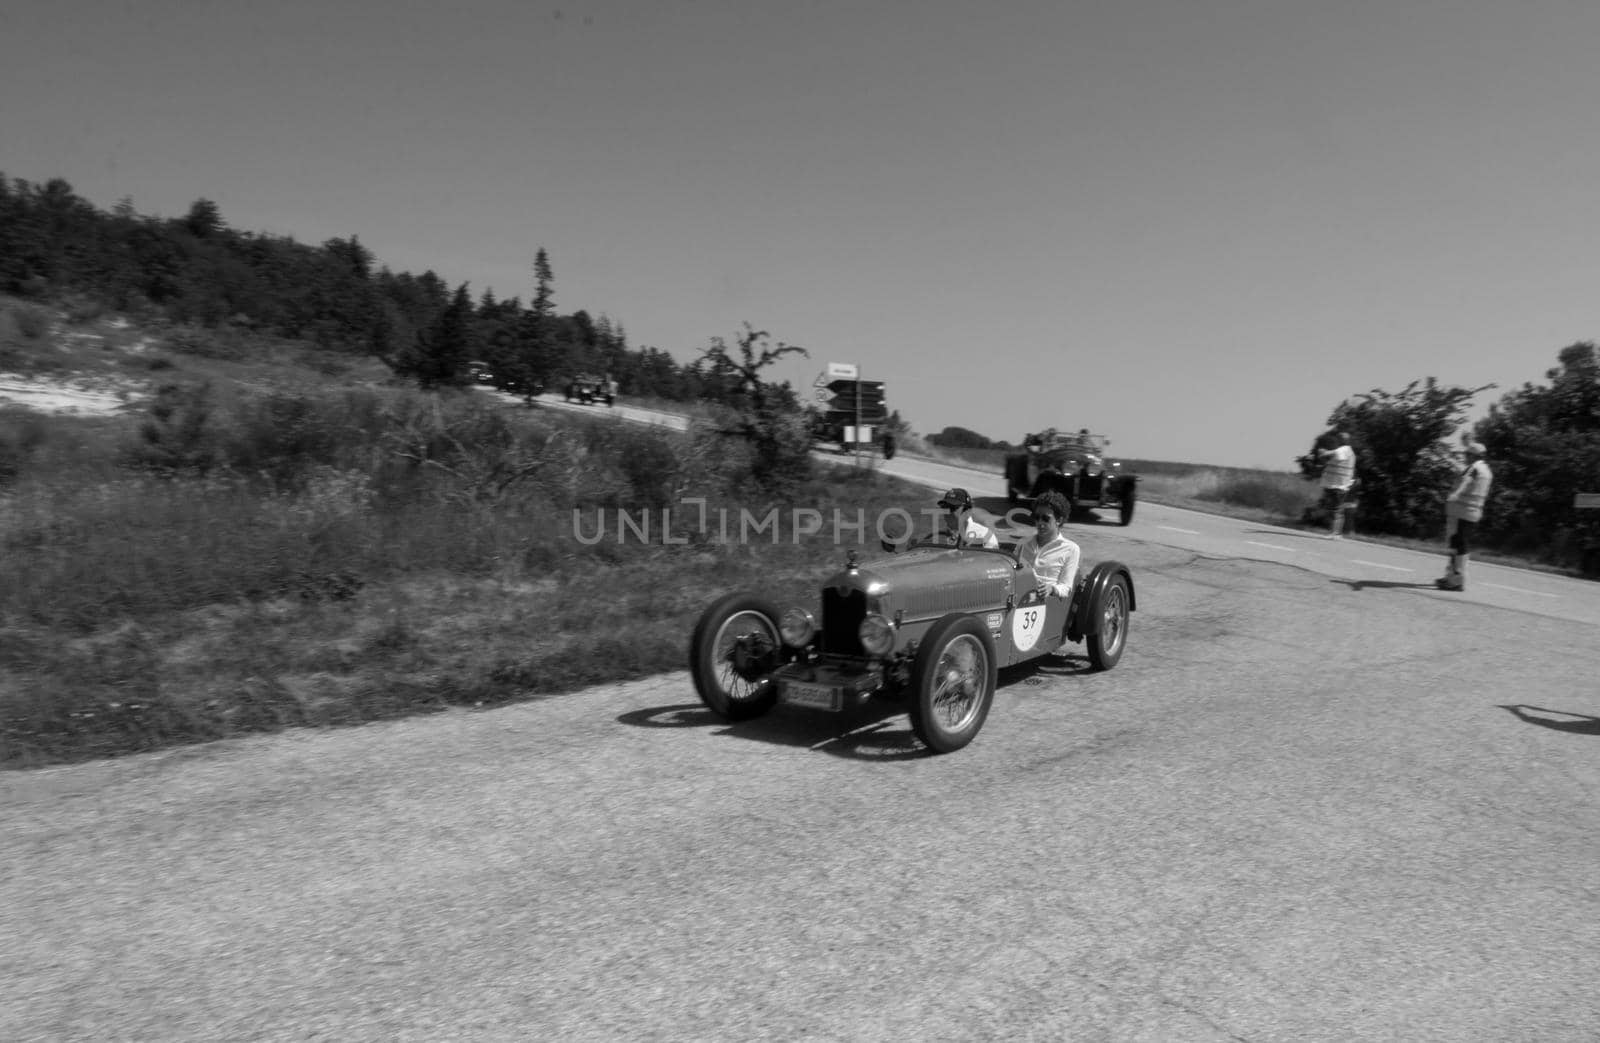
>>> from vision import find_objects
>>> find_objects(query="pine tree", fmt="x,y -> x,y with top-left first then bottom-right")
406,282 -> 477,388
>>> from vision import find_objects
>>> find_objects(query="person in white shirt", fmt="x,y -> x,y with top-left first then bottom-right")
1013,491 -> 1081,598
1437,441 -> 1493,591
1315,431 -> 1357,539
937,487 -> 1000,549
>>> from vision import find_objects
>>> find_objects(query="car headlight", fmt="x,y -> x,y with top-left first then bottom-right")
780,608 -> 816,648
858,613 -> 894,656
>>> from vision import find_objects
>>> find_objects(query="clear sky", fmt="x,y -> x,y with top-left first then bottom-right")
4,0 -> 1596,469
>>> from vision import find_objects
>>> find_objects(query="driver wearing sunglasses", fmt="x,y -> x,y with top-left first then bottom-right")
1014,491 -> 1081,599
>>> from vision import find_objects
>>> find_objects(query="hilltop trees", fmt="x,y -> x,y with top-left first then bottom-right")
0,175 -> 720,404
1474,343 -> 1600,570
927,426 -> 1004,451
398,283 -> 477,388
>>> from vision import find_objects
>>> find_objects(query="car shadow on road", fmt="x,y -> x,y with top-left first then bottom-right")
1245,528 -> 1342,542
1330,578 -> 1439,592
1498,704 -> 1600,736
1005,654 -> 1097,680
616,702 -> 930,761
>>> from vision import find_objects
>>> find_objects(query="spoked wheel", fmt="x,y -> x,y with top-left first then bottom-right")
1086,574 -> 1130,671
689,593 -> 782,720
909,614 -> 998,754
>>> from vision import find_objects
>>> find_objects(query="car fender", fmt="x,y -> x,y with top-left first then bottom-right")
1067,561 -> 1136,642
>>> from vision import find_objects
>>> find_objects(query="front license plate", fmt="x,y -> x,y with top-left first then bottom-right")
781,680 -> 842,712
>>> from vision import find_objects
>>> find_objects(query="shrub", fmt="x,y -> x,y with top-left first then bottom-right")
13,305 -> 50,340
164,325 -> 246,360
0,409 -> 50,485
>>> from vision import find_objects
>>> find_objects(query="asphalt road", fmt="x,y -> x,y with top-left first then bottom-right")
6,418 -> 1600,1041
873,450 -> 1600,628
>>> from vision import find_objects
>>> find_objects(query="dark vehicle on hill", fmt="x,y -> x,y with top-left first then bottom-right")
689,533 -> 1135,753
564,373 -> 615,406
500,376 -> 545,399
1005,428 -> 1138,525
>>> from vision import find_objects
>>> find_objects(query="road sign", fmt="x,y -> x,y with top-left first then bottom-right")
824,362 -> 858,381
826,380 -> 885,413
822,406 -> 888,424
826,378 -> 883,396
1576,493 -> 1600,509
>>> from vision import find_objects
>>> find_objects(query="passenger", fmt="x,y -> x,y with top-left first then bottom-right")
937,487 -> 999,549
1014,491 -> 1081,598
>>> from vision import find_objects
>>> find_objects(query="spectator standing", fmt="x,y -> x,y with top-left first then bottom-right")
1437,442 -> 1493,591
1316,431 -> 1357,539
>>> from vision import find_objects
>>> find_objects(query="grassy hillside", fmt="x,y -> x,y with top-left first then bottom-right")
0,297 -> 967,767
0,296 -> 1564,768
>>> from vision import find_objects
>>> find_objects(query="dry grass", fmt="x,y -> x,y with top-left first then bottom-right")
0,352 -> 928,766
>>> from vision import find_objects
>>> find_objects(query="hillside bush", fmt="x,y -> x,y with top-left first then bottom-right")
0,409 -> 49,485
11,304 -> 51,340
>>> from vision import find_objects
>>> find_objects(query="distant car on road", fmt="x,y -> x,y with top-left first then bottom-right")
1005,428 -> 1138,525
565,373 -> 616,406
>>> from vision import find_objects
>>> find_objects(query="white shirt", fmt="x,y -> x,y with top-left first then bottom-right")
1320,445 -> 1356,490
962,516 -> 1000,549
1014,532 -> 1081,598
943,512 -> 999,549
1447,460 -> 1493,521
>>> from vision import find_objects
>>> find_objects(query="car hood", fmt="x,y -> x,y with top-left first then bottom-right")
822,546 -> 1019,621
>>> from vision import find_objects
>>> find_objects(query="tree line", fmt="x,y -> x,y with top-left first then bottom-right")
0,173 -> 796,412
1298,347 -> 1600,575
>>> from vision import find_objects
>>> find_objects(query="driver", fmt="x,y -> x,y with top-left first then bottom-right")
1014,491 -> 1081,597
937,487 -> 999,549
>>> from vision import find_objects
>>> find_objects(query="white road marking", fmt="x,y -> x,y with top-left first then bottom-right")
1159,526 -> 1200,535
1245,541 -> 1295,552
1351,559 -> 1414,573
1481,582 -> 1560,599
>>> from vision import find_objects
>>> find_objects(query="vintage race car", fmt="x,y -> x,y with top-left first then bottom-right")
564,373 -> 615,406
689,536 -> 1135,753
1004,428 -> 1138,525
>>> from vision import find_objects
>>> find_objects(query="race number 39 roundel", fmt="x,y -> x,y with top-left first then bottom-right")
1011,604 -> 1047,651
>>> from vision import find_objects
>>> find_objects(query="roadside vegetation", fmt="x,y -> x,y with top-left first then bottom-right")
3,171 -> 1596,767
1,319 -> 922,767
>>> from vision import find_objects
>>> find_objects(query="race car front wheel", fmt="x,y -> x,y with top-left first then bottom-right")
909,614 -> 998,754
689,593 -> 782,720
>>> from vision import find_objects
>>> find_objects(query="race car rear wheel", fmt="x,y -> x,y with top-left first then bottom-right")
690,593 -> 782,720
909,614 -> 998,754
1119,486 -> 1136,526
1086,574 -> 1130,671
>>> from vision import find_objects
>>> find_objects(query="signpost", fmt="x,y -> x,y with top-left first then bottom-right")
825,379 -> 886,419
815,363 -> 888,465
